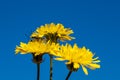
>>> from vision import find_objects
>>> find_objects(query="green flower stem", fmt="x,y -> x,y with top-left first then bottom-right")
50,55 -> 53,80
32,54 -> 42,80
65,71 -> 72,80
48,35 -> 58,80
37,63 -> 40,80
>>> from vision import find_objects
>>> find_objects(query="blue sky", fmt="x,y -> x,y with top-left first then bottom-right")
0,0 -> 120,80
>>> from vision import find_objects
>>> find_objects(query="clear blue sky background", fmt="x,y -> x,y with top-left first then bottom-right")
0,0 -> 120,80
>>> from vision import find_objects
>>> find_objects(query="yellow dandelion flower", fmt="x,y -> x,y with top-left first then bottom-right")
31,23 -> 74,42
15,39 -> 60,64
15,39 -> 60,56
15,40 -> 49,55
55,43 -> 100,75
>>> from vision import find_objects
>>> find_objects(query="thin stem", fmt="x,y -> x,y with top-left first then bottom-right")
50,55 -> 53,80
48,36 -> 58,80
37,63 -> 40,80
65,71 -> 72,80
